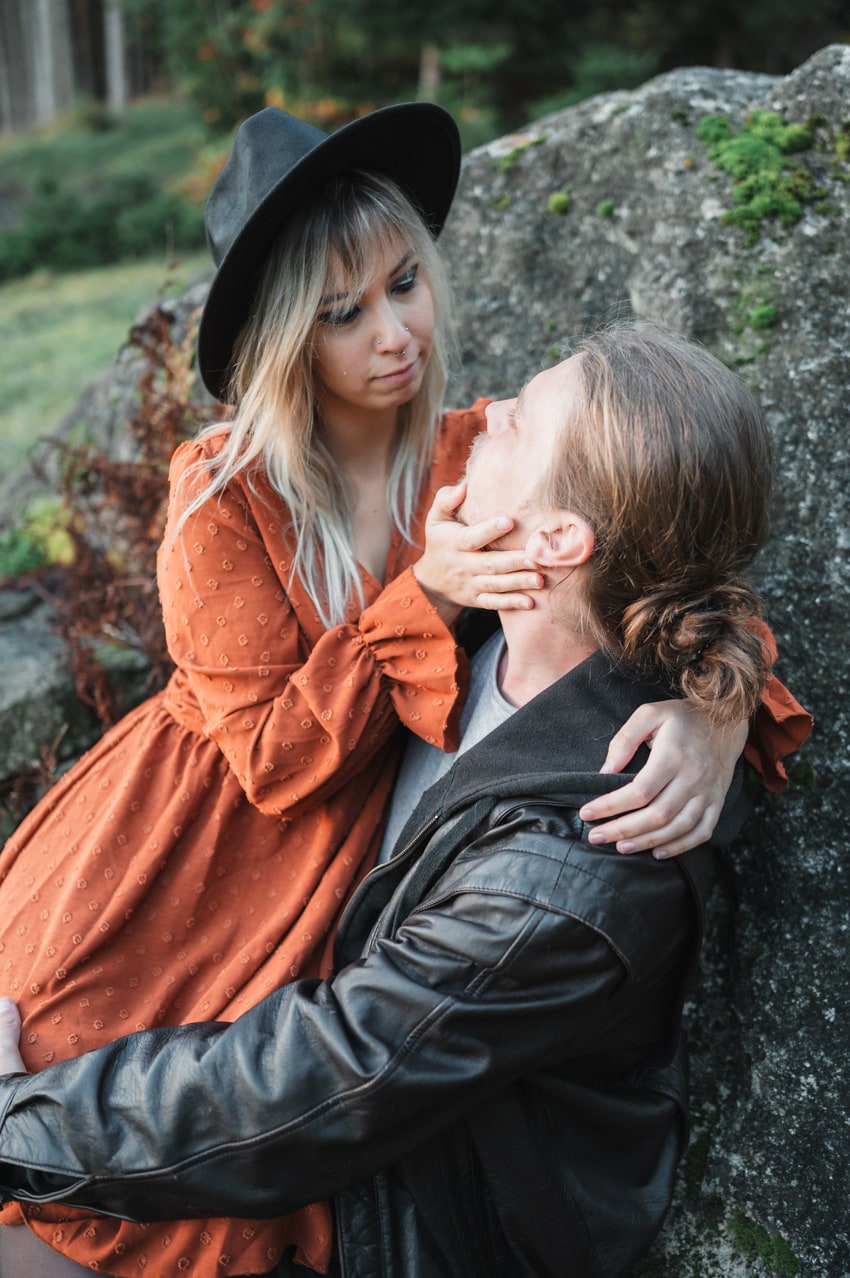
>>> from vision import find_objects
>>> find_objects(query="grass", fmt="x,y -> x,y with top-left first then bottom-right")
0,251 -> 210,480
0,97 -> 221,484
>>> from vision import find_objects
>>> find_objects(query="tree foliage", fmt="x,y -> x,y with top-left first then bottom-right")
3,1 -> 847,139
118,0 -> 849,139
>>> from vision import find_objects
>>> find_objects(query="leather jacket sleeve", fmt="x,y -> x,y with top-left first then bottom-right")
0,832 -> 669,1225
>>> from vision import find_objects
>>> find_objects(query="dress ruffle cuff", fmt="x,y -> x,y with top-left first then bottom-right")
358,566 -> 470,752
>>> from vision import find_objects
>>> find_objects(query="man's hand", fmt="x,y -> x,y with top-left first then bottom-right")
579,701 -> 749,858
413,481 -> 544,624
0,997 -> 26,1075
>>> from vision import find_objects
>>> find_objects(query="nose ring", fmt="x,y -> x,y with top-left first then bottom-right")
380,327 -> 410,357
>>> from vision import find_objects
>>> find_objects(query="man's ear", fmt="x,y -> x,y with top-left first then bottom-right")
525,512 -> 595,568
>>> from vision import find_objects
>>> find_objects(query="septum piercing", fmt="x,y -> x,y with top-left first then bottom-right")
378,327 -> 410,359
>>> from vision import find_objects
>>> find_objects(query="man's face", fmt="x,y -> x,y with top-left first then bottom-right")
460,356 -> 579,539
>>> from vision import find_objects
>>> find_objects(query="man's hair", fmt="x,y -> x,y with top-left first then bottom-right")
543,323 -> 772,722
176,171 -> 455,626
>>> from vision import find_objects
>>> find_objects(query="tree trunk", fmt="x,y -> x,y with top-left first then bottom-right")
0,0 -> 29,131
70,0 -> 106,104
103,0 -> 126,110
418,42 -> 440,100
30,0 -> 76,125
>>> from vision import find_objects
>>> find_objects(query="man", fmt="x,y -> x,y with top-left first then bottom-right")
0,331 -> 789,1277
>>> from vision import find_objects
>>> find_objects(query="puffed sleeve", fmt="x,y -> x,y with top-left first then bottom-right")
158,438 -> 469,820
744,620 -> 813,792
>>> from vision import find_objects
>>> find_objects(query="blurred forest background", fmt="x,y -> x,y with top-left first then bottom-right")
0,0 -> 846,765
1,0 -> 848,486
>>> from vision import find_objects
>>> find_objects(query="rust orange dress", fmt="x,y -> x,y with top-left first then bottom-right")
0,399 -> 811,1276
0,404 -> 486,1275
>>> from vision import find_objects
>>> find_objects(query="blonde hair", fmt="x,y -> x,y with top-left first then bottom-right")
177,171 -> 454,626
543,324 -> 772,722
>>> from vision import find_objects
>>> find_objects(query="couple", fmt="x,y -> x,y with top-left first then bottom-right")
0,322 -> 798,1277
0,101 -> 809,1277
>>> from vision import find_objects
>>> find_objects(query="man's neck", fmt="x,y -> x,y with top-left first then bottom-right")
497,607 -> 599,708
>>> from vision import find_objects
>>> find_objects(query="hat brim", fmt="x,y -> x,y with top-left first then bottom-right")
197,102 -> 461,401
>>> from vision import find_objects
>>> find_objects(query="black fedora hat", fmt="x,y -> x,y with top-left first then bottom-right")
197,102 -> 461,401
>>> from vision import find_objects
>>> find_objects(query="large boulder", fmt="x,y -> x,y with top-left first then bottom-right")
440,45 -> 848,1278
1,44 -> 847,1276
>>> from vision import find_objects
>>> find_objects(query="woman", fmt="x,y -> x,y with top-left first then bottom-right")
0,106 -> 809,1276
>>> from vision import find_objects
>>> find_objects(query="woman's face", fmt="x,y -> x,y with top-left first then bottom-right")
311,236 -> 435,428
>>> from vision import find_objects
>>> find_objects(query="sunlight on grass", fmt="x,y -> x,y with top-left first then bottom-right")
0,252 -> 210,479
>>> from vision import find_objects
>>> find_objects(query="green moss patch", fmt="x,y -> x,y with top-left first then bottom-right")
728,1211 -> 801,1277
490,133 -> 545,177
547,188 -> 571,214
695,110 -> 822,241
747,303 -> 778,329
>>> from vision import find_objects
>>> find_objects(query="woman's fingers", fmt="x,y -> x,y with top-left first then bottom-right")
579,699 -> 746,858
416,486 -> 544,615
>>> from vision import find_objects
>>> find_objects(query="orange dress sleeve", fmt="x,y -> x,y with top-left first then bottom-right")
743,619 -> 813,792
158,436 -> 470,824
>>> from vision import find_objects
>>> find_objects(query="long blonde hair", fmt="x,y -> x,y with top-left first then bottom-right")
543,324 -> 773,723
177,171 -> 455,626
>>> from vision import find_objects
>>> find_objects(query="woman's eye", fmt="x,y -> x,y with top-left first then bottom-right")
318,303 -> 360,327
392,265 -> 418,294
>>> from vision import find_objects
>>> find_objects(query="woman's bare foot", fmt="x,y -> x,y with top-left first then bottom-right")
0,997 -> 27,1074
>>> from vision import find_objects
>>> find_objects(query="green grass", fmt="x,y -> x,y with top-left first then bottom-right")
0,98 -> 221,482
0,252 -> 210,479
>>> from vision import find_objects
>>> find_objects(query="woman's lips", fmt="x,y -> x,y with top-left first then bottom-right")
375,358 -> 418,386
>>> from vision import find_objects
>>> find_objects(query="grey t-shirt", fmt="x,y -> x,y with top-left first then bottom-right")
378,630 -> 516,862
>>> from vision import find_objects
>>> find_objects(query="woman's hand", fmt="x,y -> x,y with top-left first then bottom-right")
579,701 -> 749,859
413,480 -> 544,624
0,997 -> 26,1075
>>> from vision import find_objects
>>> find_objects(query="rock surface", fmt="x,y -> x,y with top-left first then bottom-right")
441,46 -> 849,1277
1,44 -> 849,1276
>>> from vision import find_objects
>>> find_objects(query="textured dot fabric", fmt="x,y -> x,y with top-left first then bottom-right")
0,404 -> 486,1276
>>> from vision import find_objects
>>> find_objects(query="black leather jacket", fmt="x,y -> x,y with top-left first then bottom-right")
0,651 -> 747,1277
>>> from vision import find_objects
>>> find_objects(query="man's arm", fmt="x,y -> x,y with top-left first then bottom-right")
0,852 -> 634,1223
